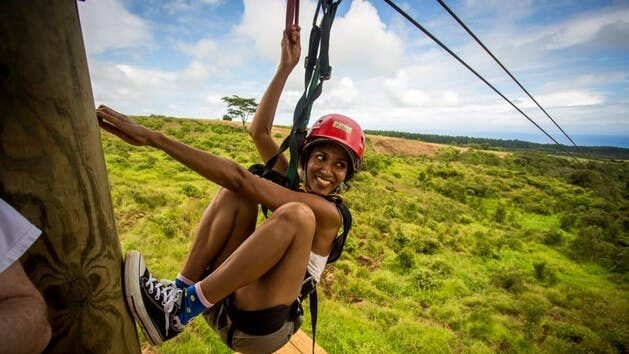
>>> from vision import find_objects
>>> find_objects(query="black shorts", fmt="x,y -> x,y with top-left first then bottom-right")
203,297 -> 303,354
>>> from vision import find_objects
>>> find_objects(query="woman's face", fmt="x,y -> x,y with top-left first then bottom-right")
305,142 -> 350,195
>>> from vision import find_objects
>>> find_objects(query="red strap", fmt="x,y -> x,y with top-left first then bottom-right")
285,0 -> 299,29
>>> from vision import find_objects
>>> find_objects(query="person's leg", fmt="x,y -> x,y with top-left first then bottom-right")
178,188 -> 258,284
198,201 -> 316,309
125,201 -> 315,345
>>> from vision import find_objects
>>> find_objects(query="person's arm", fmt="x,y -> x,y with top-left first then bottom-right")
0,262 -> 51,354
97,106 -> 340,231
248,25 -> 301,173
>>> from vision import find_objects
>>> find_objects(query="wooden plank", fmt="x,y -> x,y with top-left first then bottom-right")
275,330 -> 327,354
234,329 -> 326,354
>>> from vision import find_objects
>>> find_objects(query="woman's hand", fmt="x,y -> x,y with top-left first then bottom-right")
280,24 -> 301,70
96,105 -> 155,146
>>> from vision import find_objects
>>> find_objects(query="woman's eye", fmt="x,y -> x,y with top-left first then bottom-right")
316,155 -> 325,161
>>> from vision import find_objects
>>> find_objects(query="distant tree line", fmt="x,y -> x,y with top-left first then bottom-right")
365,130 -> 629,160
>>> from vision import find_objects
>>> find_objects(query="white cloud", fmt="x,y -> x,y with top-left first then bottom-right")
441,90 -> 460,106
533,91 -> 605,108
176,34 -> 248,76
235,0 -> 403,76
182,60 -> 211,82
384,70 -> 429,107
541,72 -> 627,91
235,0 -> 288,62
78,0 -> 154,55
178,38 -> 219,58
206,95 -> 223,105
320,77 -> 359,107
332,0 -> 404,75
544,7 -> 629,50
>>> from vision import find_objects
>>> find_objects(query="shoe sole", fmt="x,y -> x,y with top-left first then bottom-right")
124,250 -> 163,346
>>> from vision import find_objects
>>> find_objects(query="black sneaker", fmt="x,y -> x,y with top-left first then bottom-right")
124,250 -> 185,345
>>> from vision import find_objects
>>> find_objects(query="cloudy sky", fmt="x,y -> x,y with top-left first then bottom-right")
78,0 -> 629,147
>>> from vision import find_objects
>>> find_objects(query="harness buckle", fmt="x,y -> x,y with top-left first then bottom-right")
320,66 -> 332,81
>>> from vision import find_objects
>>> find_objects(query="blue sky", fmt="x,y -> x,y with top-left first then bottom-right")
78,0 -> 629,147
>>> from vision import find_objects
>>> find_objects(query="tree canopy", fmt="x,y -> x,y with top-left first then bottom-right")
221,95 -> 258,131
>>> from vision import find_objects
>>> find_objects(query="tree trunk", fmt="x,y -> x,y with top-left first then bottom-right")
0,1 -> 141,353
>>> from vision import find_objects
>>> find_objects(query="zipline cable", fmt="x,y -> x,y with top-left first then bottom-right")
382,0 -> 580,162
436,0 -> 583,154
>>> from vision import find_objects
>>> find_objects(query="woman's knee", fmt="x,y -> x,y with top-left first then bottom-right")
272,202 -> 316,234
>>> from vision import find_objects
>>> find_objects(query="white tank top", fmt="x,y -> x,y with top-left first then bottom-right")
307,251 -> 329,282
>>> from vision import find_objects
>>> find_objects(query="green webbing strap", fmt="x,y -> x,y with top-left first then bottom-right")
263,0 -> 341,189
285,62 -> 323,185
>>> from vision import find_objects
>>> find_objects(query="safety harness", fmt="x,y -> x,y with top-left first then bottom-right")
263,0 -> 342,190
248,164 -> 352,353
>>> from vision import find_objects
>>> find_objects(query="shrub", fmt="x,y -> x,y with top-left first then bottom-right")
149,214 -> 179,238
373,217 -> 391,233
533,261 -> 557,284
542,228 -> 564,246
397,249 -> 416,270
428,259 -> 452,276
411,269 -> 437,291
181,183 -> 200,198
560,213 -> 577,230
580,209 -> 611,229
491,265 -> 526,292
494,204 -> 506,223
390,231 -> 409,252
416,237 -> 440,255
519,293 -> 549,339
473,232 -> 496,259
571,226 -> 615,263
136,154 -> 157,170
568,169 -> 602,189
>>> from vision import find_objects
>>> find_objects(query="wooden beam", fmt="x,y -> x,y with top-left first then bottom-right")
0,1 -> 140,352
234,329 -> 326,354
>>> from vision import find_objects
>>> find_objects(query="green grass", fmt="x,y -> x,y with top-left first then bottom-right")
103,117 -> 629,353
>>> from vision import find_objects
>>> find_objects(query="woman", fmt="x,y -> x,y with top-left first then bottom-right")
98,25 -> 364,353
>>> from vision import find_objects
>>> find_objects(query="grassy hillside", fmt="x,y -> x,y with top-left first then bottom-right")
101,116 -> 628,353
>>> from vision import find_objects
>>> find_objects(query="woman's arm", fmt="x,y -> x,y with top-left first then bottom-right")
97,106 -> 340,231
248,25 -> 301,173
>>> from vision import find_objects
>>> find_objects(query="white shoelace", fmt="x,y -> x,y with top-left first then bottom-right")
145,276 -> 182,335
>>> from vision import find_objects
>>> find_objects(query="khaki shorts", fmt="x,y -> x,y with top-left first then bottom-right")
203,300 -> 303,354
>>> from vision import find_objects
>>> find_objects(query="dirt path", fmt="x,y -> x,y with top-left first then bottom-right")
368,135 -> 461,157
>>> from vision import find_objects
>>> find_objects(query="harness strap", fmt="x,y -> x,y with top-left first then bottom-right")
264,0 -> 342,189
309,289 -> 319,353
327,198 -> 352,263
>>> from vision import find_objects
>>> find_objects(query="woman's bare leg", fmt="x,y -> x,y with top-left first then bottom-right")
198,202 -> 316,309
179,188 -> 258,282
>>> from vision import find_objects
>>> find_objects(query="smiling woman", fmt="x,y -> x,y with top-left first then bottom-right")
98,24 -> 365,354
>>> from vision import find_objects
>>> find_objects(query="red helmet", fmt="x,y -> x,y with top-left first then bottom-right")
302,114 -> 365,175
